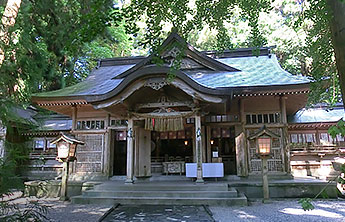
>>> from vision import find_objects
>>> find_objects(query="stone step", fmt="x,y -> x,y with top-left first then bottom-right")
83,189 -> 238,198
71,193 -> 248,206
94,182 -> 229,192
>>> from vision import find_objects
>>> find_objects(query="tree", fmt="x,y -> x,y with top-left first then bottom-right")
327,0 -> 345,107
0,0 -> 22,65
122,0 -> 345,107
0,1 -> 129,220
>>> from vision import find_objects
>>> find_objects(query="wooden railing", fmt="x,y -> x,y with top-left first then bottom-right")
290,143 -> 345,155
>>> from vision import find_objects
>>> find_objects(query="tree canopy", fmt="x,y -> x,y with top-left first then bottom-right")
121,0 -> 345,107
0,0 -> 344,116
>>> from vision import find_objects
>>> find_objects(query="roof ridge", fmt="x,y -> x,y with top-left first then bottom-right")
98,45 -> 277,67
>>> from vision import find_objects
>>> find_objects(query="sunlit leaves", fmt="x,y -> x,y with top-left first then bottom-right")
298,198 -> 315,211
122,0 -> 271,51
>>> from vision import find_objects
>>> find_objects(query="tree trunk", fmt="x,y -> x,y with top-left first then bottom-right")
327,0 -> 345,108
0,0 -> 22,65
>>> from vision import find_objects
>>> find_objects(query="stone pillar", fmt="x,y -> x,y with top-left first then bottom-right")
195,115 -> 204,183
125,118 -> 134,184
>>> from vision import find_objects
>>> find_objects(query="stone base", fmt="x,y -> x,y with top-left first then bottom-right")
125,179 -> 134,184
230,179 -> 338,199
24,180 -> 101,198
196,178 -> 205,183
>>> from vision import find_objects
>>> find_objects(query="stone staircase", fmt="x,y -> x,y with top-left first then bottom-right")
71,181 -> 248,206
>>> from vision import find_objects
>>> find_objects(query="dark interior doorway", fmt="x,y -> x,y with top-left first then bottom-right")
113,131 -> 127,175
152,138 -> 193,162
210,126 -> 237,175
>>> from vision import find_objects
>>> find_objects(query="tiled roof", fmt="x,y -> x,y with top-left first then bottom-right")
40,118 -> 72,131
187,55 -> 310,89
36,54 -> 310,99
35,115 -> 72,131
36,65 -> 132,97
288,106 -> 345,123
33,32 -> 312,101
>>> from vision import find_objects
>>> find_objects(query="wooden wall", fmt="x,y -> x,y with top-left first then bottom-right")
75,133 -> 105,173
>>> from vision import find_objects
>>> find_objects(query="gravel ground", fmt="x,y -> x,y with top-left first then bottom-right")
8,196 -> 345,221
210,199 -> 345,222
43,199 -> 111,222
8,195 -> 112,222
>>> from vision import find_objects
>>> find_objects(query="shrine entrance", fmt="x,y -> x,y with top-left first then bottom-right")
209,126 -> 237,175
151,130 -> 194,175
112,130 -> 127,175
95,75 -> 228,183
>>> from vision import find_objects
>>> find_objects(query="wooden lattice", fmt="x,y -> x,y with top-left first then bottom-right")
75,134 -> 104,173
247,128 -> 283,172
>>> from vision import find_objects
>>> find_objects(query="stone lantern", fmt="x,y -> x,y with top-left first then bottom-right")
51,133 -> 84,201
248,125 -> 279,202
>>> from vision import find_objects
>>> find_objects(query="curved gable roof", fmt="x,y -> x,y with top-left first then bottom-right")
32,32 -> 311,103
114,32 -> 240,80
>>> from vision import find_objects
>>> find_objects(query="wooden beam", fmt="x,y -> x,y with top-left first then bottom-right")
135,100 -> 194,110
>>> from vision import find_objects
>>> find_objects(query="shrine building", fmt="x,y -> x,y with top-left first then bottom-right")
32,32 -> 312,182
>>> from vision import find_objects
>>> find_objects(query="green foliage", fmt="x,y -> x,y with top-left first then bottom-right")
0,199 -> 49,222
0,141 -> 31,197
329,119 -> 345,138
0,157 -> 22,196
0,136 -> 48,221
295,0 -> 341,105
298,198 -> 315,211
122,0 -> 271,52
0,0 -> 121,103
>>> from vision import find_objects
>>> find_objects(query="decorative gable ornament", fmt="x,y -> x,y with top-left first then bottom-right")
144,78 -> 169,90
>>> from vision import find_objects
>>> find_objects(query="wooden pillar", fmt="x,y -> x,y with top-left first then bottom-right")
70,106 -> 77,174
125,118 -> 134,184
280,96 -> 287,124
60,161 -> 69,201
71,106 -> 77,131
237,98 -> 249,176
261,156 -> 270,202
206,126 -> 211,163
316,128 -> 320,145
201,126 -> 206,162
192,127 -> 196,162
104,114 -> 111,176
280,96 -> 289,173
195,115 -> 204,183
134,126 -> 139,176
